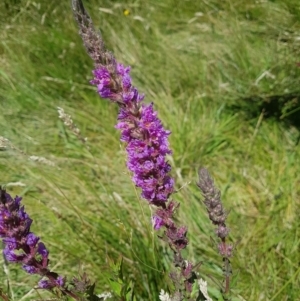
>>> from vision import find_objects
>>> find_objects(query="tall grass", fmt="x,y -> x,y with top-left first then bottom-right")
0,0 -> 299,300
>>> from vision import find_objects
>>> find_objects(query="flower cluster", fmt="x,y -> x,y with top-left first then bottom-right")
0,188 -> 65,289
90,58 -> 194,299
91,64 -> 174,207
197,168 -> 232,257
197,168 -> 234,296
73,0 -> 195,297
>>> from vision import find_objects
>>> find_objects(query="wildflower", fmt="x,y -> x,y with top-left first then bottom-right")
159,289 -> 171,301
198,278 -> 213,301
73,0 -> 174,207
72,0 -> 195,296
0,188 -> 65,289
197,168 -> 230,243
97,292 -> 113,300
152,215 -> 165,230
91,63 -> 174,206
197,168 -> 233,296
123,9 -> 130,16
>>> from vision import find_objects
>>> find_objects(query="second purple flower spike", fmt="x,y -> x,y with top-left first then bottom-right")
0,189 -> 65,289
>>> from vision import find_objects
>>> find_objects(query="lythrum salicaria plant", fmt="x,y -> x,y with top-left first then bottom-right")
71,0 -> 197,299
71,0 -> 237,300
0,188 -> 101,300
197,168 -> 235,300
0,189 -> 64,290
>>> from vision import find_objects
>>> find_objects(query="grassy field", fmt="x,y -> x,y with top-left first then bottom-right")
0,0 -> 300,300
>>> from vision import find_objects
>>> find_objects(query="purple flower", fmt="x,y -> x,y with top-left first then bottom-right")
3,246 -> 25,262
23,264 -> 37,274
37,242 -> 49,258
90,68 -> 116,99
26,233 -> 40,247
72,0 -> 195,295
91,64 -> 174,207
90,54 -> 192,282
152,215 -> 165,230
218,242 -> 233,257
3,237 -> 18,250
38,279 -> 52,289
0,189 -> 65,289
56,276 -> 65,287
38,276 -> 65,289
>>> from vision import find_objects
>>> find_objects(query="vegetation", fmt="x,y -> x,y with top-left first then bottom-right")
0,0 -> 299,300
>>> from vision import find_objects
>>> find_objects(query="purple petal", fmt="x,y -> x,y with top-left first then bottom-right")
55,276 -> 65,287
152,215 -> 165,230
26,233 -> 40,247
37,242 -> 49,259
38,279 -> 53,289
3,237 -> 18,249
22,264 -> 37,274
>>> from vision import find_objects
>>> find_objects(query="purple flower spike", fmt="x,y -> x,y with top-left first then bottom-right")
91,64 -> 174,207
0,189 -> 65,290
73,0 -> 194,296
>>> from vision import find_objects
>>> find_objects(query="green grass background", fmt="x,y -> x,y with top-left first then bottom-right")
0,0 -> 300,300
